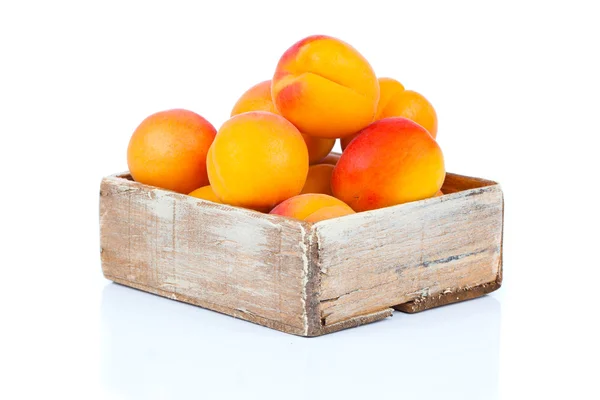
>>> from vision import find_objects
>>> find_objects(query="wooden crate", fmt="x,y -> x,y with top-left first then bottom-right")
99,171 -> 503,336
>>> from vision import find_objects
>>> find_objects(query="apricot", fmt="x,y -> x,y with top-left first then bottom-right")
300,164 -> 334,195
332,117 -> 445,212
378,90 -> 438,138
270,193 -> 353,221
340,133 -> 358,152
375,77 -> 406,119
305,135 -> 336,165
318,153 -> 341,165
272,35 -> 379,138
230,80 -> 278,116
230,80 -> 335,164
341,77 -> 406,151
127,109 -> 216,194
435,190 -> 444,197
305,205 -> 355,223
207,111 -> 308,212
188,185 -> 221,203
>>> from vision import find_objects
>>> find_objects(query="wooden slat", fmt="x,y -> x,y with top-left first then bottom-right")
100,172 -> 504,336
394,280 -> 501,313
442,172 -> 498,193
100,175 -> 311,335
314,184 -> 503,326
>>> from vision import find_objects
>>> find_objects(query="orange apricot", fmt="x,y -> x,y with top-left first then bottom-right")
230,80 -> 335,164
207,111 -> 308,212
230,80 -> 278,115
375,77 -> 406,119
340,77 -> 408,151
188,185 -> 221,203
270,193 -> 352,221
332,117 -> 445,212
300,164 -> 334,195
305,134 -> 336,165
305,205 -> 355,222
272,35 -> 379,138
127,109 -> 216,194
378,90 -> 438,138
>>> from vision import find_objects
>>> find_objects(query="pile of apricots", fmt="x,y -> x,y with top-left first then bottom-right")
127,35 -> 445,222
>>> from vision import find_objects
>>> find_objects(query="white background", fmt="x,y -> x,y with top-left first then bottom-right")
1,1 -> 599,399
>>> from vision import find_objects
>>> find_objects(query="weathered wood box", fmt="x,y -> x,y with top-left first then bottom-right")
100,170 -> 503,336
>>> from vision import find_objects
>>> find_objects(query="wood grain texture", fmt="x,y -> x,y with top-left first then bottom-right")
393,280 -> 501,313
100,172 -> 503,336
317,308 -> 394,336
314,178 -> 503,326
441,172 -> 498,194
100,174 -> 312,335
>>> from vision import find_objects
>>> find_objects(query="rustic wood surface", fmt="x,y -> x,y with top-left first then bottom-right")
394,280 -> 501,313
100,174 -> 313,336
441,173 -> 499,194
313,176 -> 503,327
100,172 -> 503,336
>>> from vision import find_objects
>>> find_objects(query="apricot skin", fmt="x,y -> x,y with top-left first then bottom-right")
231,80 -> 279,116
341,80 -> 438,148
127,109 -> 216,194
340,133 -> 358,151
341,77 -> 407,151
270,193 -> 353,221
305,205 -> 355,222
379,90 -> 438,138
188,185 -> 221,203
272,35 -> 379,138
207,111 -> 308,212
230,80 -> 335,164
375,77 -> 406,120
332,117 -> 445,212
300,164 -> 334,196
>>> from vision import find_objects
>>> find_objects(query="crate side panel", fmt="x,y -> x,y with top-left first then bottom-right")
315,185 -> 503,325
442,173 -> 497,194
100,177 -> 308,331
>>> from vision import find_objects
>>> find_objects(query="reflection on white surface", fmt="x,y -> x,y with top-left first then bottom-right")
101,283 -> 500,400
